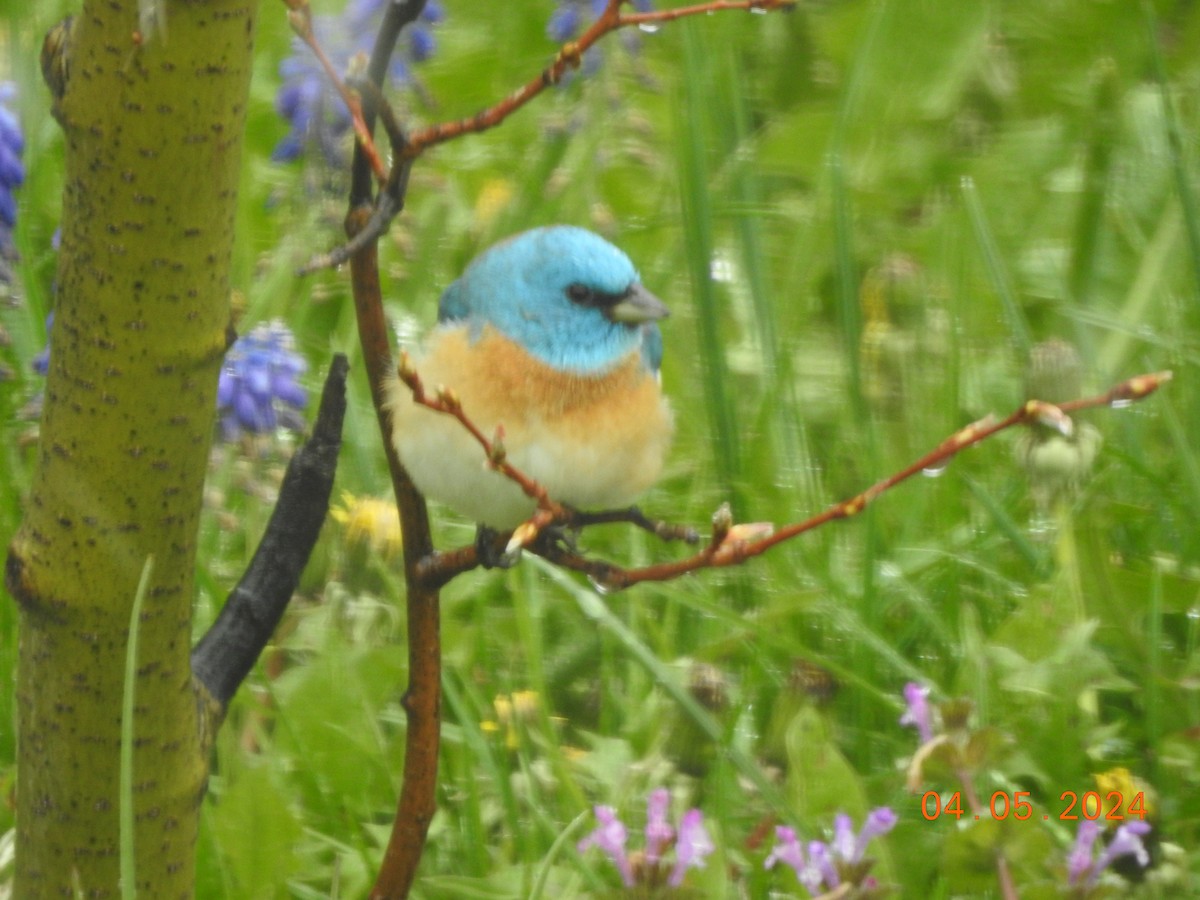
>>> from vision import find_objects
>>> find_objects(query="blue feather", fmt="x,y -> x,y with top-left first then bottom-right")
434,226 -> 666,374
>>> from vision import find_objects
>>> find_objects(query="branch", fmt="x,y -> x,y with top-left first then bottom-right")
299,80 -> 415,274
350,0 -> 427,208
401,0 -> 795,158
295,4 -> 435,896
301,0 -> 795,273
283,0 -> 390,184
580,370 -> 1174,591
191,354 -> 348,709
399,363 -> 1171,591
329,206 -> 443,900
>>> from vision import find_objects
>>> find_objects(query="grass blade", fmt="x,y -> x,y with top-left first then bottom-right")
120,555 -> 155,900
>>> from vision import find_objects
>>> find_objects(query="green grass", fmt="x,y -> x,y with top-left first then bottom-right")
121,556 -> 156,900
3,0 -> 1200,896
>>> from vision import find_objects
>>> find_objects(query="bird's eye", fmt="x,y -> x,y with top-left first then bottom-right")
565,283 -> 594,305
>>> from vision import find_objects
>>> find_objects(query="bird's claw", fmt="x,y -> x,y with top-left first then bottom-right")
475,524 -> 521,569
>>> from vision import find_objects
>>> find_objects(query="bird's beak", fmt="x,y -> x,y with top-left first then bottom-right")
606,283 -> 670,324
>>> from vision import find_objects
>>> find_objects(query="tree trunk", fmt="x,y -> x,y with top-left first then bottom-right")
5,0 -> 258,894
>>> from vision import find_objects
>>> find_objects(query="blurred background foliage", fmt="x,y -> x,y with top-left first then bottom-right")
1,0 -> 1199,896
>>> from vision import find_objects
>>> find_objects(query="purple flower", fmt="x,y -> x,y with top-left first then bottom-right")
766,808 -> 896,897
668,808 -> 714,887
764,826 -> 805,873
900,681 -> 934,744
578,804 -> 634,887
578,791 -> 714,889
643,787 -> 674,866
764,829 -> 824,896
217,321 -> 308,441
1096,820 -> 1152,871
808,840 -> 840,891
546,0 -> 655,73
852,807 -> 898,860
273,0 -> 443,166
1067,819 -> 1152,888
831,812 -> 856,863
0,82 -> 23,276
1066,820 -> 1102,886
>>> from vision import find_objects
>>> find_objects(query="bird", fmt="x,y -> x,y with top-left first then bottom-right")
385,225 -> 673,532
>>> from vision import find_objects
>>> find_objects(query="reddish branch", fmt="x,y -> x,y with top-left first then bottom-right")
300,0 -> 796,273
394,352 -> 567,549
401,366 -> 1172,591
399,0 -> 796,159
283,0 -> 390,183
581,371 -> 1173,590
342,211 -> 441,900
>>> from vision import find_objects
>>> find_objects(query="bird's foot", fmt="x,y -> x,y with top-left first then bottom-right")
475,525 -> 522,569
538,523 -> 580,554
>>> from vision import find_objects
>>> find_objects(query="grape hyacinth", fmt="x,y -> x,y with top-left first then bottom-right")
216,321 -> 308,441
273,0 -> 443,166
765,808 -> 897,897
0,82 -> 25,280
1066,819 -> 1152,891
29,315 -> 307,439
578,788 -> 714,890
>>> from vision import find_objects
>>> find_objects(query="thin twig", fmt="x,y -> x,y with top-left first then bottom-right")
393,352 -> 573,543
282,0 -> 389,183
401,0 -> 796,159
351,0 -> 426,207
395,332 -> 1170,589
306,1 -> 441,893
298,79 -> 415,274
530,372 -> 1176,592
302,0 -> 796,273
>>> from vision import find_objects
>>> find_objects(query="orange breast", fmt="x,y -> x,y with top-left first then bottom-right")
387,325 -> 673,527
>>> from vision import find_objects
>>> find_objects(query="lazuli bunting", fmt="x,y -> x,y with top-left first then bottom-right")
386,225 -> 673,529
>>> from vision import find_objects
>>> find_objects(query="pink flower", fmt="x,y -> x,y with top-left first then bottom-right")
899,681 -> 934,743
668,808 -> 714,887
577,804 -> 633,887
1067,818 -> 1152,888
766,808 -> 897,896
578,790 -> 714,889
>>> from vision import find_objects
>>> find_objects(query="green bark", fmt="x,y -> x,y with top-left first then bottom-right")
6,0 -> 258,895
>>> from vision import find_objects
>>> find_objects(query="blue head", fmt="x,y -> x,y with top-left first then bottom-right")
438,226 -> 668,373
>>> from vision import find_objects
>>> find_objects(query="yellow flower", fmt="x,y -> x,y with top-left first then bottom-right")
330,491 -> 402,559
482,690 -> 541,750
1094,766 -> 1155,824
